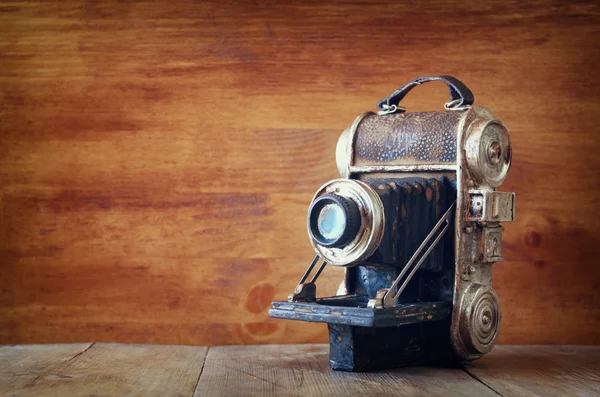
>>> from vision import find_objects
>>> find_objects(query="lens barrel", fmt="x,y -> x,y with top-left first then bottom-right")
308,194 -> 361,248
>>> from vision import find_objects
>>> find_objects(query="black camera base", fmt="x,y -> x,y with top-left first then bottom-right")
328,320 -> 460,372
328,323 -> 425,371
269,297 -> 459,371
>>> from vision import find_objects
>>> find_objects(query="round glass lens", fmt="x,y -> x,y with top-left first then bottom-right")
317,203 -> 346,241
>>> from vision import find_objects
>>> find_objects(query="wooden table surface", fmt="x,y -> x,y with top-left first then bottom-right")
1,344 -> 598,396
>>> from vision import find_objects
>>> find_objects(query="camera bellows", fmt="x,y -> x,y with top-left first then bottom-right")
365,176 -> 455,272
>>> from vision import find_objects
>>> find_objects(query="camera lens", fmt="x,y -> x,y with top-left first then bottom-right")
308,194 -> 361,248
317,204 -> 346,241
307,179 -> 385,266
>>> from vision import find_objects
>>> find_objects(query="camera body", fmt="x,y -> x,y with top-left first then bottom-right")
269,76 -> 515,371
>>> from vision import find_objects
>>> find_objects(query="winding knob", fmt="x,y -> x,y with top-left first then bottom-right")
456,283 -> 501,359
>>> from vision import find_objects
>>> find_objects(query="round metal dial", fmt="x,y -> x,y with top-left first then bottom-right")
465,120 -> 512,187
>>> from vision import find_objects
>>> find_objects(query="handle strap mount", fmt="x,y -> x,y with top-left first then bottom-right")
376,75 -> 474,114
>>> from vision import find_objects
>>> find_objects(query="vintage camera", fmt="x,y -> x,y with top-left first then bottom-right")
269,76 -> 515,371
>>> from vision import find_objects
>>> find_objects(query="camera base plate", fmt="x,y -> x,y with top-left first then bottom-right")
269,296 -> 451,328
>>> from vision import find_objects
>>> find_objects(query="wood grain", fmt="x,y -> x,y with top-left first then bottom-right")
0,343 -> 92,391
469,345 -> 600,396
0,343 -> 208,397
2,343 -> 599,396
195,344 -> 497,397
1,0 -> 600,345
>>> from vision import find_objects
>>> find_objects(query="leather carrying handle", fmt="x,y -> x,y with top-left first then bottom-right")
376,75 -> 474,111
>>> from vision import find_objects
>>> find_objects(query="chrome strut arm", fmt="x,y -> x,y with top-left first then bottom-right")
288,255 -> 327,302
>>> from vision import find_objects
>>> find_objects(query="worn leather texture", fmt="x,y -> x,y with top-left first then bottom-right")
377,76 -> 475,110
354,111 -> 465,165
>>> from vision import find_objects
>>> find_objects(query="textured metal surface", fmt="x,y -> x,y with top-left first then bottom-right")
466,190 -> 515,223
353,111 -> 466,166
464,119 -> 512,187
456,284 -> 501,356
450,106 -> 513,361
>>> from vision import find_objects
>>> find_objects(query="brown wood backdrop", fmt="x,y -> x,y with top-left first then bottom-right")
1,0 -> 599,346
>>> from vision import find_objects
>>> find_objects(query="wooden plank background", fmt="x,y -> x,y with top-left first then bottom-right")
0,0 -> 599,346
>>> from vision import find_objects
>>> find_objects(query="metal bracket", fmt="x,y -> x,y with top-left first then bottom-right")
466,190 -> 515,223
288,255 -> 327,302
377,104 -> 407,116
370,202 -> 456,309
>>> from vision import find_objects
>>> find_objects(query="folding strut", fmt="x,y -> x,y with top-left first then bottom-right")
379,201 -> 457,308
288,255 -> 327,302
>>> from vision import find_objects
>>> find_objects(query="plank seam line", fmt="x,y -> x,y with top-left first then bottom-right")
26,342 -> 96,387
461,366 -> 506,397
191,346 -> 210,397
